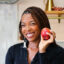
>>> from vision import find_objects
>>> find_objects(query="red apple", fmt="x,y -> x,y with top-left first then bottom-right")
41,28 -> 51,40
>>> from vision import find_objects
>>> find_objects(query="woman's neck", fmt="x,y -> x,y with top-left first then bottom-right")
27,40 -> 40,64
28,39 -> 40,49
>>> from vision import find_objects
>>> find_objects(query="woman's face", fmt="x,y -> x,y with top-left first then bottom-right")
21,13 -> 40,42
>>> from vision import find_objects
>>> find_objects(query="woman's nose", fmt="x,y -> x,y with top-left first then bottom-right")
26,25 -> 31,31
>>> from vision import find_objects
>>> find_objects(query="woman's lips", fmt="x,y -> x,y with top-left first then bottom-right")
26,33 -> 34,38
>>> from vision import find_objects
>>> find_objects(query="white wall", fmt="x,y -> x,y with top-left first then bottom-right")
49,18 -> 64,41
0,4 -> 18,64
17,0 -> 45,20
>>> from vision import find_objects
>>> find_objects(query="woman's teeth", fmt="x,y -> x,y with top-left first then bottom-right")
27,33 -> 33,37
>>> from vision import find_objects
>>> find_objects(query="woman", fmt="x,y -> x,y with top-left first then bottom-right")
5,6 -> 64,64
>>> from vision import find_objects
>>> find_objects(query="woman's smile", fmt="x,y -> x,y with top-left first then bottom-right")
26,32 -> 35,38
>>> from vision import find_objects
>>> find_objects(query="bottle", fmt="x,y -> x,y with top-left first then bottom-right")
45,0 -> 54,11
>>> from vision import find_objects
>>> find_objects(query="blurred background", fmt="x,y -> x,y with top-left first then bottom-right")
0,0 -> 64,64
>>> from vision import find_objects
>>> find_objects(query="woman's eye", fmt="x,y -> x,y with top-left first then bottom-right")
31,22 -> 36,25
21,24 -> 25,27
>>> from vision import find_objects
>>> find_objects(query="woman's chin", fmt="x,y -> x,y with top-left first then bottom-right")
27,38 -> 34,42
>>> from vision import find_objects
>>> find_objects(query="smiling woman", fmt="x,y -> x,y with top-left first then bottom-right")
5,6 -> 64,64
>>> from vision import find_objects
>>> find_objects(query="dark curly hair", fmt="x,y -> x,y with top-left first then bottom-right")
19,6 -> 51,40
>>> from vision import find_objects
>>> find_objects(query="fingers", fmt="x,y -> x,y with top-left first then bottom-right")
46,32 -> 54,42
50,30 -> 56,39
40,30 -> 56,43
40,35 -> 44,42
46,30 -> 56,41
39,30 -> 56,52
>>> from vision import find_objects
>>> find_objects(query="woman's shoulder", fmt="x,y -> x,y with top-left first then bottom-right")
6,42 -> 25,61
56,44 -> 64,52
52,44 -> 64,59
47,43 -> 64,61
12,42 -> 24,48
8,42 -> 24,52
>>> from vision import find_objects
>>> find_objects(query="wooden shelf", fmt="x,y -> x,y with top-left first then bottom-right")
48,17 -> 64,19
45,11 -> 64,14
45,11 -> 64,23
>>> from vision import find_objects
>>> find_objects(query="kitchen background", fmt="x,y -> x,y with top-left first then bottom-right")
0,0 -> 64,64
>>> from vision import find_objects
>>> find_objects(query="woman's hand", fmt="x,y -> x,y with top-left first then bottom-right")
39,30 -> 56,53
